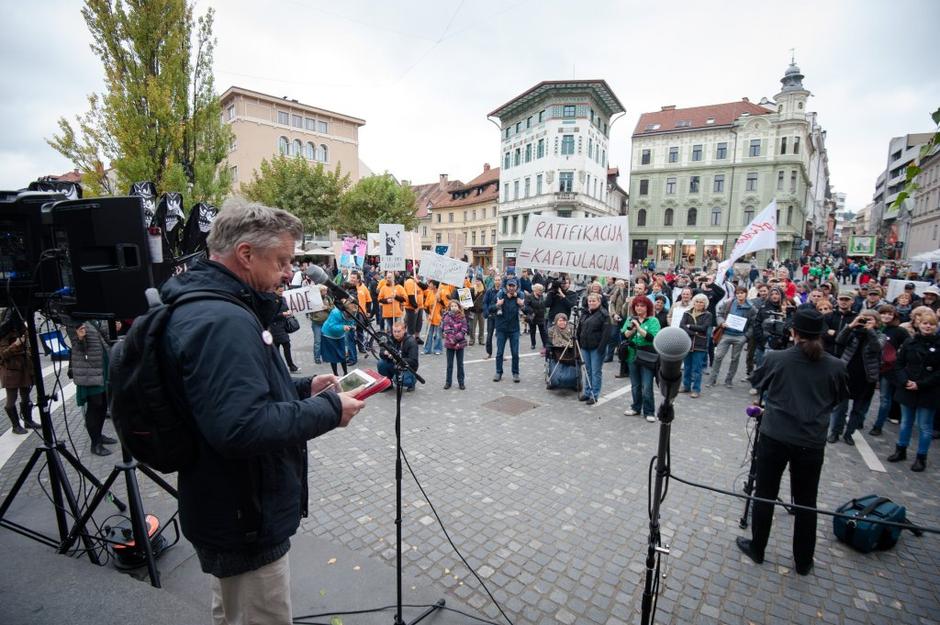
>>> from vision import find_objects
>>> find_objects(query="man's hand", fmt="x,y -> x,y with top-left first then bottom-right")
337,391 -> 365,427
496,298 -> 504,306
310,374 -> 341,396
906,380 -> 918,391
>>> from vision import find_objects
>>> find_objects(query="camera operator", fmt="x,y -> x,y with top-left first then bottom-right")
545,275 -> 578,324
377,321 -> 419,392
752,287 -> 793,366
737,309 -> 849,576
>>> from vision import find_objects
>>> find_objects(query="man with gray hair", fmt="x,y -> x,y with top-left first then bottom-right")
159,196 -> 365,624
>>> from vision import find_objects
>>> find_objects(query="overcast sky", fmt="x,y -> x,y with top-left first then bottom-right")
2,0 -> 938,214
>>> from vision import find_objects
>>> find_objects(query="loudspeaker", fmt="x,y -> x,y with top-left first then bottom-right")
0,191 -> 67,306
51,196 -> 154,319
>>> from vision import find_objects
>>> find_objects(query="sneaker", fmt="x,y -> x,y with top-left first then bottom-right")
826,432 -> 839,444
748,388 -> 758,396
579,395 -> 589,401
888,417 -> 900,425
705,382 -> 716,388
725,382 -> 734,389
690,392 -> 700,399
444,383 -> 451,390
434,351 -> 441,355
459,384 -> 466,390
493,374 -> 502,382
740,377 -> 750,383
405,386 -> 415,392
512,374 -> 520,383
625,409 -> 640,416
842,433 -> 855,446
289,366 -> 300,373
645,415 -> 656,423
315,358 -> 322,364
679,388 -> 691,394
868,426 -> 882,436
586,397 -> 596,405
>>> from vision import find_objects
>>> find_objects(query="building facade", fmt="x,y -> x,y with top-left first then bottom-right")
871,133 -> 934,258
411,175 -> 465,252
629,63 -> 826,267
426,164 -> 500,268
908,145 -> 940,257
607,167 -> 629,216
220,86 -> 365,193
487,80 -> 626,269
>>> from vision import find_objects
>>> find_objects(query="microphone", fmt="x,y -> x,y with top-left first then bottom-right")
652,326 -> 691,405
305,265 -> 352,305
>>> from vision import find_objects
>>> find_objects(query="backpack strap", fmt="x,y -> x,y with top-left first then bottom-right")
168,290 -> 256,317
850,497 -> 891,524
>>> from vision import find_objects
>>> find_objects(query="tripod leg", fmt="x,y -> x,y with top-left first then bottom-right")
46,447 -> 102,564
123,465 -> 161,587
57,443 -> 127,512
59,468 -> 121,555
136,463 -> 178,499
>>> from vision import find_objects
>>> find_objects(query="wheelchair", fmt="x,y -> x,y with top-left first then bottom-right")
544,343 -> 582,392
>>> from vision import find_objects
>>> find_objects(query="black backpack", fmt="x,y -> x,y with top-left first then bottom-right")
109,288 -> 252,473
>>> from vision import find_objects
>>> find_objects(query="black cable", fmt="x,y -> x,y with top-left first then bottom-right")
669,472 -> 939,535
294,603 -> 504,625
400,447 -> 514,625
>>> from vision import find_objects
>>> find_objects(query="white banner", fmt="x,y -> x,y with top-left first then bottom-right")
282,285 -> 324,315
419,251 -> 469,286
379,224 -> 405,271
885,279 -> 931,303
516,215 -> 631,278
716,200 -> 777,285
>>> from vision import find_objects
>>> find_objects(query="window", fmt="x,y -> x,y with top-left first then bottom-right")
664,208 -> 674,226
436,213 -> 442,223
639,179 -> 649,195
463,211 -> 467,222
780,137 -> 787,154
537,139 -> 545,158
292,139 -> 302,156
746,172 -> 758,192
229,137 -> 237,152
665,177 -> 676,194
793,137 -> 800,154
934,224 -> 938,241
471,231 -> 476,245
278,136 -> 289,155
711,207 -> 721,226
318,144 -> 328,162
491,228 -> 496,242
504,152 -> 511,169
318,120 -> 328,134
515,122 -> 521,133
481,230 -> 486,245
292,114 -> 303,128
637,209 -> 647,227
522,214 -> 529,232
504,127 -> 510,139
557,209 -> 571,218
304,142 -> 315,160
435,233 -> 442,243
692,145 -> 703,161
713,174 -> 724,193
536,174 -> 543,195
786,205 -> 793,225
226,104 -> 235,120
594,179 -> 598,198
525,144 -> 532,163
588,138 -> 593,159
790,170 -> 797,193
305,117 -> 315,131
641,149 -> 651,165
526,116 -> 532,128
538,110 -> 545,122
513,181 -> 519,200
749,139 -> 761,157
687,208 -> 698,226
559,172 -> 574,192
448,212 -> 454,223
277,111 -> 289,125
777,171 -> 785,191
743,207 -> 754,223
524,177 -> 530,198
511,215 -> 518,233
503,183 -> 509,201
716,142 -> 728,160
563,105 -> 576,118
776,209 -> 780,223
586,174 -> 590,195
501,216 -> 508,233
229,165 -> 237,182
668,146 -> 679,163
513,148 -> 521,166
422,226 -> 428,236
676,120 -> 691,128
689,176 -> 700,193
561,135 -> 575,155
493,207 -> 497,217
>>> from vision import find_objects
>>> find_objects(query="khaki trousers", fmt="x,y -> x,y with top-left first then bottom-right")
210,552 -> 291,625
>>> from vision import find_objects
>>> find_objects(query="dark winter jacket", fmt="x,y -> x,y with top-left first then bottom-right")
493,294 -> 524,334
159,260 -> 342,576
823,309 -> 856,355
524,292 -> 547,323
68,322 -> 109,388
878,325 -> 910,373
893,333 -> 940,409
0,330 -> 33,389
269,298 -> 292,345
482,287 -> 500,319
441,311 -> 468,350
680,310 -> 713,352
834,325 -> 883,384
577,306 -> 611,351
382,334 -> 419,371
546,289 -> 577,324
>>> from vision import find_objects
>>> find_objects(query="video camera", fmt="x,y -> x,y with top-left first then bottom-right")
761,311 -> 791,350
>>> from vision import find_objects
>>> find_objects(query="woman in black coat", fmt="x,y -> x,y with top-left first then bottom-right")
271,285 -> 299,372
886,310 -> 940,472
827,310 -> 882,444
679,293 -> 713,398
577,293 -> 610,405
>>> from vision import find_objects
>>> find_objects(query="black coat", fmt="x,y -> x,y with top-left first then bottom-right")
835,325 -> 882,387
382,334 -> 419,372
577,307 -> 610,351
680,311 -> 713,352
524,293 -> 547,323
823,309 -> 856,355
893,333 -> 940,409
160,260 -> 342,561
546,289 -> 577,325
269,298 -> 292,344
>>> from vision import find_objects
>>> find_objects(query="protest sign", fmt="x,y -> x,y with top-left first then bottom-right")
282,285 -> 324,315
457,287 -> 473,309
516,215 -> 631,278
379,224 -> 405,270
339,237 -> 366,269
419,251 -> 469,286
725,314 -> 748,332
367,233 -> 382,255
885,279 -> 930,303
716,200 -> 777,285
434,244 -> 450,257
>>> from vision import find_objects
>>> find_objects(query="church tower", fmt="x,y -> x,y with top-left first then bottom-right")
774,57 -> 810,120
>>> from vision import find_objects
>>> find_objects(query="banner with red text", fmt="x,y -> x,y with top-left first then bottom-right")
716,200 -> 777,285
516,215 -> 631,278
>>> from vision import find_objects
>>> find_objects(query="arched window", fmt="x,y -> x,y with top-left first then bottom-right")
664,208 -> 674,226
278,136 -> 289,155
304,142 -> 315,160
319,144 -> 329,162
292,139 -> 302,157
687,208 -> 697,226
711,207 -> 721,226
637,208 -> 647,227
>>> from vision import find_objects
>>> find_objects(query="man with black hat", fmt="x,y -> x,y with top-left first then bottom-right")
893,282 -> 922,306
737,308 -> 849,576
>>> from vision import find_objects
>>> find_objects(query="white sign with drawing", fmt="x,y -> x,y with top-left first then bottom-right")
419,251 -> 468,286
379,223 -> 405,271
457,287 -> 473,309
725,314 -> 748,332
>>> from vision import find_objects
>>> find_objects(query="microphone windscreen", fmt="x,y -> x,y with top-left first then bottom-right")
305,264 -> 329,285
653,327 -> 692,362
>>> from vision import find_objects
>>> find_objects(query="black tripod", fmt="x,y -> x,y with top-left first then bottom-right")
0,306 -> 125,559
738,407 -> 793,529
57,318 -> 180,587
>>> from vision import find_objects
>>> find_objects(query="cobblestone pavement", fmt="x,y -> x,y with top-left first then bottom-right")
2,323 -> 939,625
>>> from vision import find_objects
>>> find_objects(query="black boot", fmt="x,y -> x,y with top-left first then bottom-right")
90,442 -> 112,457
886,445 -> 907,463
911,454 -> 927,472
20,401 -> 39,429
5,406 -> 27,435
615,362 -> 628,378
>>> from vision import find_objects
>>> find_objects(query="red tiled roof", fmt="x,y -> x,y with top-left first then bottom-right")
435,166 -> 500,209
49,169 -> 82,183
633,100 -> 772,136
411,180 -> 464,218
464,165 -> 500,188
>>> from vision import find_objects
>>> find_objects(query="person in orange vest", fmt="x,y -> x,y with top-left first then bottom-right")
404,273 -> 421,340
348,271 -> 372,356
377,271 -> 406,333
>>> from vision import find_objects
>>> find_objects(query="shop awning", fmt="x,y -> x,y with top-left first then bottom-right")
657,239 -> 675,245
704,239 -> 723,246
681,239 -> 696,246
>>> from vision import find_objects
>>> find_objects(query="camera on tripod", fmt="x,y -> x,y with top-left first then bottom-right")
761,312 -> 790,350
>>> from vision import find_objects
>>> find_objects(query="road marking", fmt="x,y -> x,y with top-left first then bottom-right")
850,431 -> 887,473
464,352 -> 543,365
0,382 -> 78,472
595,384 -> 632,406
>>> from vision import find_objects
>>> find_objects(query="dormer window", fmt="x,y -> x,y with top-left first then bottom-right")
705,118 -> 715,125
675,120 -> 691,128
644,123 -> 661,131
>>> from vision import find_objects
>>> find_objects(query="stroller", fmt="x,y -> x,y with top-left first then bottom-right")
544,339 -> 583,393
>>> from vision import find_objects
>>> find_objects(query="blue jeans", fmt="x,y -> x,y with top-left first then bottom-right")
423,325 -> 442,354
898,404 -> 936,456
580,347 -> 604,400
377,358 -> 415,389
829,387 -> 875,436
345,330 -> 358,365
311,322 -> 323,362
495,330 -> 520,376
445,348 -> 465,385
605,324 -> 620,361
629,360 -> 656,416
872,376 -> 896,429
682,351 -> 707,393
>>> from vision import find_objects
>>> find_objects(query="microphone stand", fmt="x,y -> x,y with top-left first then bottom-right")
334,301 -> 444,624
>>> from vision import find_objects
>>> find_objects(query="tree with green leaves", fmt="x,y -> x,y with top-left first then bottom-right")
334,174 -> 418,237
47,0 -> 232,205
240,155 -> 350,235
891,106 -> 940,211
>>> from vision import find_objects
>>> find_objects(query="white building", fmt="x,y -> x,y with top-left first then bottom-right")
871,132 -> 934,258
487,80 -> 626,269
908,145 -> 940,257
